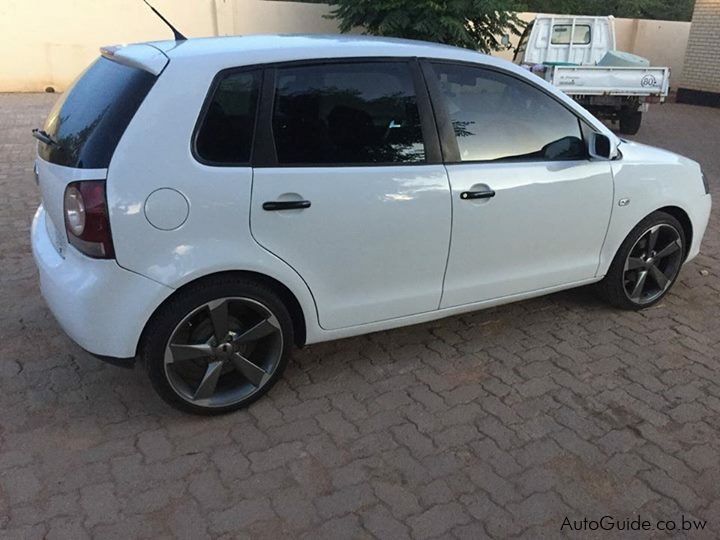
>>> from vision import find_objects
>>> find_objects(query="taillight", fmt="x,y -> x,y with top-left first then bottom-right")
63,181 -> 115,259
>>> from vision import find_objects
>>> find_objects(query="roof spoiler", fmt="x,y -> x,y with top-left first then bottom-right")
100,44 -> 169,76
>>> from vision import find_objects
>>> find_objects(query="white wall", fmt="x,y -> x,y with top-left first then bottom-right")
0,0 -> 337,92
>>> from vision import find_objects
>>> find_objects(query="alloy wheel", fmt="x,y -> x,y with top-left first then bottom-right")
623,224 -> 683,305
163,297 -> 283,408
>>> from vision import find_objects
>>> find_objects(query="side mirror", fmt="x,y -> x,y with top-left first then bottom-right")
501,34 -> 511,48
588,132 -> 616,160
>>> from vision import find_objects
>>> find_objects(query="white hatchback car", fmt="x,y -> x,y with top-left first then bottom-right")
32,35 -> 711,414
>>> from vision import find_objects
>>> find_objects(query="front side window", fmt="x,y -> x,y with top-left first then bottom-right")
431,63 -> 586,162
272,62 -> 425,165
551,24 -> 591,45
195,70 -> 261,164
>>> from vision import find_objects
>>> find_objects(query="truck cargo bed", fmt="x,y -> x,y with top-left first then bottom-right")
548,66 -> 670,97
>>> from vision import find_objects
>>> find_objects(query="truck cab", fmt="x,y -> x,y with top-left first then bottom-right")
514,15 -> 615,66
513,15 -> 670,135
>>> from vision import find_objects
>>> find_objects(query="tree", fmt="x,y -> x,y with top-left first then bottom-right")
522,0 -> 695,21
321,0 -> 526,53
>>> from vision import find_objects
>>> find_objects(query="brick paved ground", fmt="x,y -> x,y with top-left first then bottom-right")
1,94 -> 719,539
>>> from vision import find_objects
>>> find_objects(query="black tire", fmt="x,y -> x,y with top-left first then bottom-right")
619,111 -> 642,135
140,276 -> 293,415
596,211 -> 686,310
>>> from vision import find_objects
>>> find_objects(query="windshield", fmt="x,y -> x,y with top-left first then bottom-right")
39,57 -> 156,168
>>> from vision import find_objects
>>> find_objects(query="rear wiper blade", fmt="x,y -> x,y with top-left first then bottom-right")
32,128 -> 61,148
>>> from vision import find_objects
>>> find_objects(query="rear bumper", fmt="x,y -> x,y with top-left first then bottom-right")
31,205 -> 172,359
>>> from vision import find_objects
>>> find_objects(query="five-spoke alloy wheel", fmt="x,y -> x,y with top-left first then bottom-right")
597,211 -> 686,310
142,277 -> 293,414
622,224 -> 684,305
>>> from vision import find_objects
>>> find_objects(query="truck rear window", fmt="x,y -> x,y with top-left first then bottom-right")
38,57 -> 156,169
551,24 -> 591,45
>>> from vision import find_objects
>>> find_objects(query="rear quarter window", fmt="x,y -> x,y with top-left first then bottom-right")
194,70 -> 261,165
39,57 -> 156,169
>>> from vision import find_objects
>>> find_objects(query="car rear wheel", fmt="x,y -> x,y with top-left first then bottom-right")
141,277 -> 293,414
597,211 -> 686,310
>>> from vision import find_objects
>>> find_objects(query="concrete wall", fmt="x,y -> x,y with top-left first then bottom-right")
0,1 -> 691,92
680,0 -> 720,94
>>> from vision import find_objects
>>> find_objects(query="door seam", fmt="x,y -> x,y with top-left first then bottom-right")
593,161 -> 617,277
248,167 -> 323,328
438,164 -> 455,309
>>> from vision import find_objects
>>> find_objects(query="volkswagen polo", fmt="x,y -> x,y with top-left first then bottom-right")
31,35 -> 712,414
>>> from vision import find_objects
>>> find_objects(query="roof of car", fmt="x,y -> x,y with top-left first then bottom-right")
148,33 -> 494,66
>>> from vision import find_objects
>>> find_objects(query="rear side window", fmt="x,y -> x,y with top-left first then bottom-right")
430,63 -> 586,162
39,57 -> 156,169
195,70 -> 261,164
272,62 -> 425,165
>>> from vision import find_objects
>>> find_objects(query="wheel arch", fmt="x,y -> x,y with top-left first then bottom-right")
657,205 -> 693,259
137,270 -> 308,355
598,204 -> 694,278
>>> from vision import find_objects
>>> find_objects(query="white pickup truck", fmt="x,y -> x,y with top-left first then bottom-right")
511,15 -> 670,134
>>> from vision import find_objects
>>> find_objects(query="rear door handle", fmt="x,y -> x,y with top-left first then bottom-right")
460,189 -> 495,200
262,200 -> 312,211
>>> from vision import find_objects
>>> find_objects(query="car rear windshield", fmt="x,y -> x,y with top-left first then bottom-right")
38,57 -> 157,169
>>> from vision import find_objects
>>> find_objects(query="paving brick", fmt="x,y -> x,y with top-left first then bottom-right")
208,498 -> 276,534
507,492 -> 571,528
247,442 -> 305,473
79,483 -> 120,528
514,437 -> 565,468
360,504 -> 410,540
596,428 -> 644,454
406,502 -> 471,540
2,95 -> 720,538
639,470 -> 704,511
271,487 -> 320,530
371,480 -> 421,519
315,483 -> 377,520
681,444 -> 719,472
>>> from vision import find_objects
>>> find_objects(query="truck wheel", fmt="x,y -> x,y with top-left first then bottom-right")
619,111 -> 642,135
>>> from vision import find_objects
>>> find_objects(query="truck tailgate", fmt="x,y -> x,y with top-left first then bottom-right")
549,66 -> 670,97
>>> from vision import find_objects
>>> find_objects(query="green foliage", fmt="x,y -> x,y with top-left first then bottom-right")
322,0 -> 526,53
521,0 -> 695,21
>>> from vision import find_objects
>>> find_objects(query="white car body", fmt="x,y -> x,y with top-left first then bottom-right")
32,35 -> 711,361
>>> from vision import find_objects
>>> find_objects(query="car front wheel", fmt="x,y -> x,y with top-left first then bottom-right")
141,277 -> 293,414
597,211 -> 686,310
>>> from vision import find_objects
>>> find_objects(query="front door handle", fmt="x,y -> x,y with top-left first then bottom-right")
460,189 -> 495,200
262,200 -> 312,211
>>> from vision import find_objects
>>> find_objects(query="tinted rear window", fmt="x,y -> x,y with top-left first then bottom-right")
272,62 -> 426,165
39,57 -> 156,168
